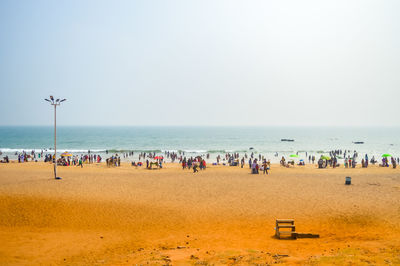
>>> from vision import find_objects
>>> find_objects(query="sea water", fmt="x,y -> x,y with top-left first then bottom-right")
0,126 -> 399,162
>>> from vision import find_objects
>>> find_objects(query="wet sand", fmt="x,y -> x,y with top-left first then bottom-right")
0,162 -> 399,265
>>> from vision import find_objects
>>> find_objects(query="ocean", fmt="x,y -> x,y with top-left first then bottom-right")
0,126 -> 399,162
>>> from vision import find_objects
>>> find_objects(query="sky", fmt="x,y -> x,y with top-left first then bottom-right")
0,0 -> 399,126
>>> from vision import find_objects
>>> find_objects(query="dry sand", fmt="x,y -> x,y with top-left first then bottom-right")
0,162 -> 399,265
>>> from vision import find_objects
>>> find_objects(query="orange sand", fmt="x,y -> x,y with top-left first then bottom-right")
0,162 -> 399,265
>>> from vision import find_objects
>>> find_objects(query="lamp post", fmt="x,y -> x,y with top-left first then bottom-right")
45,96 -> 66,179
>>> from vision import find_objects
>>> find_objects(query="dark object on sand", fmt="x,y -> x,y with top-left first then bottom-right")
297,233 -> 320,238
353,141 -> 364,144
281,139 -> 294,142
345,176 -> 351,185
275,219 -> 296,239
275,219 -> 320,240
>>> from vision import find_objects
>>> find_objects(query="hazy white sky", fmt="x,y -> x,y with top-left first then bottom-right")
0,0 -> 399,126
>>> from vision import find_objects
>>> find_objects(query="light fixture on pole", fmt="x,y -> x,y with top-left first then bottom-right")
44,96 -> 66,180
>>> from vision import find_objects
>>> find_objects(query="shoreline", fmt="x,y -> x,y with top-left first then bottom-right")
1,160 -> 398,169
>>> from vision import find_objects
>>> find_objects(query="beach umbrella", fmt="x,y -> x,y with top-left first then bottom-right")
289,154 -> 299,158
61,152 -> 72,157
382,154 -> 392,158
321,155 -> 331,160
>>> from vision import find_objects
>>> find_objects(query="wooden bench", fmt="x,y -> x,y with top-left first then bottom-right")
276,219 -> 297,239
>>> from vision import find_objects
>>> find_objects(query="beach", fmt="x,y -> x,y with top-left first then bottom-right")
1,162 -> 399,265
2,0 -> 400,264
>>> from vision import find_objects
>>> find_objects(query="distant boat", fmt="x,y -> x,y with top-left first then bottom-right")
249,147 -> 254,150
281,139 -> 295,142
353,141 -> 364,144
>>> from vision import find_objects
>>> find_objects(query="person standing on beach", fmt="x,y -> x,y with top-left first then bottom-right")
78,158 -> 83,168
263,160 -> 268,174
202,159 -> 206,170
280,156 -> 285,166
352,159 -> 356,168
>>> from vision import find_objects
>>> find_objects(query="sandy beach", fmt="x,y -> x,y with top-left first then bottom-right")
0,162 -> 399,265
2,0 -> 399,264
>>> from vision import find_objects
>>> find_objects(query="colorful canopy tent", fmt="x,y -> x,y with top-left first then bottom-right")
321,155 -> 331,160
61,152 -> 72,157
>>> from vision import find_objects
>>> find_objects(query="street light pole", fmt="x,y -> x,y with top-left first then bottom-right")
45,96 -> 66,180
54,103 -> 57,179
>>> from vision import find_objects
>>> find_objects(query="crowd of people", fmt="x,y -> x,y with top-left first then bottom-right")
0,155 -> 9,163
381,157 -> 397,168
87,149 -> 400,172
1,148 -> 400,173
182,157 -> 206,172
4,150 -> 104,168
249,159 -> 270,174
106,155 -> 120,167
